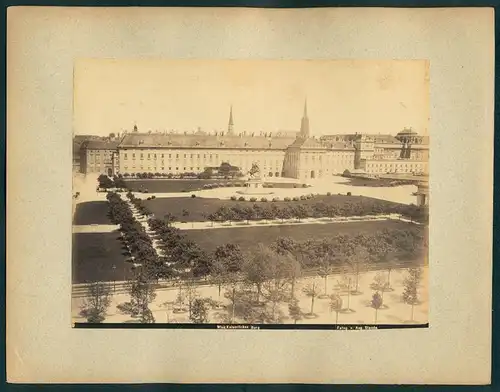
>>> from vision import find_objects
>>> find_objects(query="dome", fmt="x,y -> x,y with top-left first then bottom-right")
397,128 -> 418,136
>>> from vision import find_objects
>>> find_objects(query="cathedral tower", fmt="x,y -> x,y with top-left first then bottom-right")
227,105 -> 234,135
299,99 -> 310,138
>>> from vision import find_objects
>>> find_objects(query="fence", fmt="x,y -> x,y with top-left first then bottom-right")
72,259 -> 426,298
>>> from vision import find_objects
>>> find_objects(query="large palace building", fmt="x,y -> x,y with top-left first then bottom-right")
78,102 -> 429,180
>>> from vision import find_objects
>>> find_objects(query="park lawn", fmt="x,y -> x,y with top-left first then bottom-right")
184,220 -> 418,253
72,233 -> 134,284
123,179 -> 308,193
142,194 -> 401,222
73,201 -> 111,225
344,177 -> 415,188
124,179 -> 240,193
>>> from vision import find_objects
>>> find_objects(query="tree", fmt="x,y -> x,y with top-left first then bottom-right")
378,246 -> 399,290
288,299 -> 303,324
190,298 -> 215,323
272,237 -> 302,299
206,212 -> 217,227
184,280 -> 200,319
79,282 -> 112,323
216,205 -> 234,225
292,204 -> 309,222
230,287 -> 274,324
347,246 -> 370,295
311,202 -> 327,218
242,206 -> 255,224
273,236 -> 297,255
252,203 -> 263,220
123,278 -> 157,323
223,281 -> 241,324
261,206 -> 274,223
230,205 -> 245,224
209,244 -> 243,303
242,244 -> 274,303
317,258 -> 333,299
163,213 -> 177,227
371,291 -> 383,324
402,268 -> 423,322
336,271 -> 354,313
325,204 -> 338,221
260,253 -> 291,323
98,174 -> 114,189
277,206 -> 292,223
209,258 -> 228,300
302,280 -> 320,316
174,281 -> 187,314
285,254 -> 302,300
371,272 -> 389,305
214,244 -> 243,273
329,294 -> 343,325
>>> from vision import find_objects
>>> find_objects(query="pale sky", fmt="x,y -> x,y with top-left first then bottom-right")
74,59 -> 429,137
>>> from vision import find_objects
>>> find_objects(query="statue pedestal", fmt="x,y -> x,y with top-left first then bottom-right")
236,177 -> 273,196
245,179 -> 263,190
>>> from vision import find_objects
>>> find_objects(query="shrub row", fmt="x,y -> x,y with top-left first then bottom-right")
207,200 -> 428,224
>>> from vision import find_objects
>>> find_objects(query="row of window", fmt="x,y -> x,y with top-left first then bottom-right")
367,163 -> 424,168
88,151 -> 114,155
87,156 -> 112,163
122,152 -> 285,165
123,164 -> 282,171
124,153 -> 219,160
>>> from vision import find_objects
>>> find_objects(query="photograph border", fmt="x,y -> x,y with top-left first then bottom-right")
4,3 -> 496,387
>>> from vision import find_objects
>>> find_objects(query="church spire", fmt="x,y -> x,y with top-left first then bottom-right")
227,105 -> 234,135
300,98 -> 310,138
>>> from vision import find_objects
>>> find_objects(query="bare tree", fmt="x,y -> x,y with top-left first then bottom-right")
242,244 -> 274,304
184,280 -> 200,319
286,254 -> 302,300
174,280 -> 187,314
209,258 -> 227,301
261,258 -> 290,323
317,258 -> 333,299
402,268 -> 423,322
329,293 -> 343,325
118,278 -> 157,323
223,280 -> 242,324
336,270 -> 355,313
189,298 -> 216,324
79,282 -> 112,323
371,291 -> 383,324
371,272 -> 389,306
288,299 -> 304,324
302,280 -> 320,316
347,246 -> 369,295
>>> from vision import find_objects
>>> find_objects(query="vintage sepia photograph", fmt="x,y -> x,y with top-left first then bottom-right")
71,59 -> 429,328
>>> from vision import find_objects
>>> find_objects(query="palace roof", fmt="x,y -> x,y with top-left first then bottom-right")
81,140 -> 120,150
373,135 -> 400,144
118,133 -> 297,150
291,137 -> 355,151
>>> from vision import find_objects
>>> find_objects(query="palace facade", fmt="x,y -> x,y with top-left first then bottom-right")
77,102 -> 429,180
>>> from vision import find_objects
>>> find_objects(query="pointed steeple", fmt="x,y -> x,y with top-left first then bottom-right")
227,105 -> 234,135
300,98 -> 310,138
